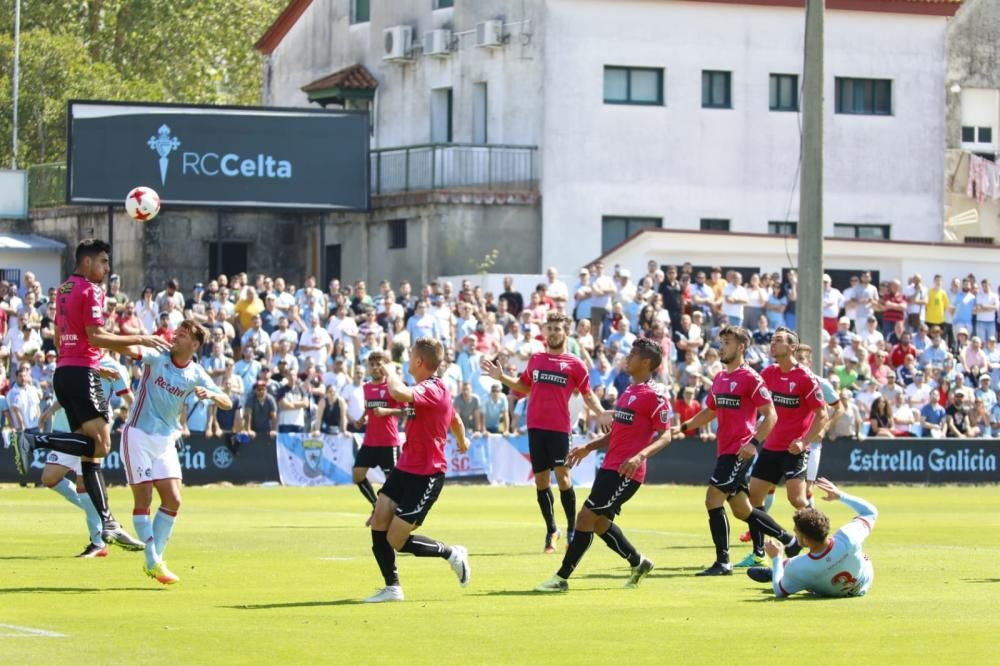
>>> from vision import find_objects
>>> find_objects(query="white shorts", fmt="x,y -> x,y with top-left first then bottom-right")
122,425 -> 182,484
45,450 -> 82,476
806,442 -> 822,482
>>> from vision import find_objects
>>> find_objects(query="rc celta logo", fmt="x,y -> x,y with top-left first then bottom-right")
148,124 -> 181,185
146,124 -> 294,186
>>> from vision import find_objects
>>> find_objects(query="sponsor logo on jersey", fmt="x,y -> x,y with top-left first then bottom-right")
59,281 -> 75,294
772,392 -> 801,408
366,399 -> 389,409
759,387 -> 772,400
404,406 -> 417,419
714,393 -> 742,409
613,407 -> 635,425
154,375 -> 185,397
533,370 -> 569,386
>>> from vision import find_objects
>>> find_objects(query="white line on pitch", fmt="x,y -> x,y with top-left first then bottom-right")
0,623 -> 67,638
318,557 -> 354,561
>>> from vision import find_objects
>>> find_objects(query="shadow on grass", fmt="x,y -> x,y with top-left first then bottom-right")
963,578 -> 1000,584
575,569 -> 701,581
224,599 -> 365,610
261,525 -> 358,530
0,586 -> 161,594
0,556 -> 65,561
468,589 -> 601,597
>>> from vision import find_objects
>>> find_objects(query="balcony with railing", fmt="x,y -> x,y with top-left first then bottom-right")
370,143 -> 538,197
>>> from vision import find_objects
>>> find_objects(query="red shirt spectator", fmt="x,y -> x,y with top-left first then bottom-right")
890,333 -> 917,368
881,281 -> 906,326
673,391 -> 703,437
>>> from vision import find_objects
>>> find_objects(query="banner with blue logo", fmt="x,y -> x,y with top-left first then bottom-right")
276,433 -> 356,486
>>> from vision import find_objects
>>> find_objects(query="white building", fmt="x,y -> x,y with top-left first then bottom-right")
257,0 -> 961,283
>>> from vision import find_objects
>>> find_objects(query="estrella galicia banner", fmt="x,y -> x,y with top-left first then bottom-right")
67,100 -> 369,210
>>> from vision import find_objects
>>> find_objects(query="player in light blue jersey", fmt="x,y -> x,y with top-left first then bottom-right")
748,477 -> 877,598
123,319 -> 232,585
38,353 -> 141,556
794,344 -> 845,504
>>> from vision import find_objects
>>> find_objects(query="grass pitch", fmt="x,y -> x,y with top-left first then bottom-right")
1,483 -> 996,664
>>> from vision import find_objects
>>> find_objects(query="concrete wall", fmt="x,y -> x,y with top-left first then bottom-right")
944,0 -> 1000,242
541,0 -> 950,273
264,0 -> 545,149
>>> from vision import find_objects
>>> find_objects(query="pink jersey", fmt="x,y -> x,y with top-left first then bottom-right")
395,376 -> 454,476
363,381 -> 402,447
761,364 -> 826,451
519,352 -> 591,433
601,381 -> 671,483
55,274 -> 105,369
706,365 -> 771,456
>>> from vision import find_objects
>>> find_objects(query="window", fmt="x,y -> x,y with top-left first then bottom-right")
768,221 -> 798,235
431,88 -> 453,143
835,77 -> 892,115
434,0 -> 454,7
834,223 -> 890,240
472,82 -> 488,144
389,220 -> 407,249
602,216 -> 661,253
769,74 -> 798,112
699,218 -> 730,232
208,242 -> 249,278
351,0 -> 370,24
963,126 -> 993,144
702,70 -> 732,109
960,88 -> 999,149
603,67 -> 664,105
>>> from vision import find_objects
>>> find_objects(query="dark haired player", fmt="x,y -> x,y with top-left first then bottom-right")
124,320 -> 231,584
354,350 -> 404,523
747,477 -> 878,598
535,339 -> 672,592
673,325 -> 801,576
482,311 -> 609,552
735,327 -> 828,568
364,337 -> 471,603
9,239 -> 172,548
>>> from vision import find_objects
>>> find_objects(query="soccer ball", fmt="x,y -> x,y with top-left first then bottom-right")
124,186 -> 160,222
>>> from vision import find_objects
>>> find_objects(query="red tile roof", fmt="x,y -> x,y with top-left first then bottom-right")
301,64 -> 378,93
256,0 -> 962,55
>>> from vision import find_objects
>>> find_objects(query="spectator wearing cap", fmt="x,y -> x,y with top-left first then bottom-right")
880,279 -> 907,338
975,374 -> 997,412
104,273 -> 128,313
833,316 -> 853,348
615,268 -> 636,305
241,380 -> 278,440
946,391 -> 975,437
821,274 -> 844,335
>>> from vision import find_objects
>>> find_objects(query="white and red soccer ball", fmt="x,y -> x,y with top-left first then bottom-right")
124,186 -> 161,222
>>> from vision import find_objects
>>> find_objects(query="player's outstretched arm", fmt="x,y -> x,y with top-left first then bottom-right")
567,431 -> 610,468
816,477 -> 878,539
673,407 -> 716,438
86,324 -> 172,354
480,357 -> 531,394
195,385 -> 232,411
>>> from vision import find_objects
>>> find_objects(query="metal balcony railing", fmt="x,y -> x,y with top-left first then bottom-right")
371,143 -> 538,195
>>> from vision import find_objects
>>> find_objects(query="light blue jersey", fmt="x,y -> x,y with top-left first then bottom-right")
772,493 -> 878,598
99,355 -> 130,415
816,376 -> 839,406
128,349 -> 221,437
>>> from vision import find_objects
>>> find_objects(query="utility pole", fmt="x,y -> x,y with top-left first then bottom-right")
797,0 -> 824,372
12,0 -> 21,169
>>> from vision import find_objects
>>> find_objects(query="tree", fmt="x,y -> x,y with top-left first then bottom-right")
0,0 -> 279,166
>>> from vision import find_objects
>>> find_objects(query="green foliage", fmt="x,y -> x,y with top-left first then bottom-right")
0,0 -> 280,166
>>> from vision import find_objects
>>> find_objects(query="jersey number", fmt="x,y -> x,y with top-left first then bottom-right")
831,571 -> 861,595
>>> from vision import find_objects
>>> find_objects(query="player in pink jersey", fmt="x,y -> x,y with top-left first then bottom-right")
354,351 -> 405,523
363,338 -> 471,603
736,327 -> 829,568
535,338 -> 672,592
673,326 -> 801,576
8,239 -> 171,548
482,311 -> 609,553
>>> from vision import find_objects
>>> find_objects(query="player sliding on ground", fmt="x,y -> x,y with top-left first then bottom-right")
124,320 -> 232,584
9,239 -> 172,549
482,311 -> 609,553
535,339 -> 672,592
747,477 -> 878,598
673,325 -> 802,576
363,338 -> 471,603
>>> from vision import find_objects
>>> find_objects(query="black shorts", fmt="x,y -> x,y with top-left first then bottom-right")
584,468 -> 641,519
710,454 -> 753,497
378,469 -> 445,527
528,429 -> 571,473
354,445 -> 399,472
751,448 -> 808,485
53,366 -> 108,432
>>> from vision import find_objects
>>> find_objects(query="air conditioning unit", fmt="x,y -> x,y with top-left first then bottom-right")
476,20 -> 503,48
383,25 -> 413,61
424,29 -> 453,57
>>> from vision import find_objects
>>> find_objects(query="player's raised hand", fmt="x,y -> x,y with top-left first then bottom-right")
142,334 -> 173,352
480,357 -> 502,380
815,477 -> 842,501
565,446 -> 589,468
764,539 -> 784,558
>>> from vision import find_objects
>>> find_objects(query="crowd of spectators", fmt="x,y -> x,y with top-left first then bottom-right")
2,259 -> 999,445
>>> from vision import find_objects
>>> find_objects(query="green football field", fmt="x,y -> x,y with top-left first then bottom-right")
1,482 -> 996,664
